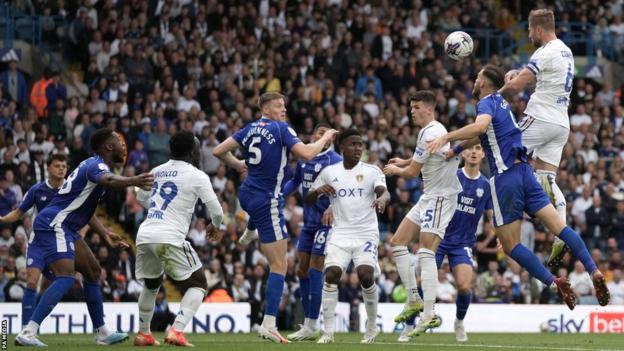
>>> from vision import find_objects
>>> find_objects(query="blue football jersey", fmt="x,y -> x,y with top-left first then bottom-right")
444,169 -> 493,246
34,156 -> 110,233
283,149 -> 342,229
233,117 -> 301,196
19,181 -> 59,214
477,93 -> 528,174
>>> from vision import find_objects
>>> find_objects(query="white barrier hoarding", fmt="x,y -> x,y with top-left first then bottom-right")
358,303 -> 624,333
0,302 -> 351,334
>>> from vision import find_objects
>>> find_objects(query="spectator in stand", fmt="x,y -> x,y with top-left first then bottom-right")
1,58 -> 28,108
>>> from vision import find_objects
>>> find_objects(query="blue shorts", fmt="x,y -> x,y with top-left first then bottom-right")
489,163 -> 551,227
239,191 -> 288,244
297,226 -> 329,256
27,227 -> 79,268
436,242 -> 475,268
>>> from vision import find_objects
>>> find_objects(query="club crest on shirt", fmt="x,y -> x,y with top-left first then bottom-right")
315,163 -> 322,172
356,174 -> 364,183
476,188 -> 484,198
41,196 -> 47,201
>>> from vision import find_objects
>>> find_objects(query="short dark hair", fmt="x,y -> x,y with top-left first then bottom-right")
170,131 -> 196,158
257,92 -> 286,109
47,153 -> 68,166
90,128 -> 115,152
314,123 -> 332,132
337,128 -> 361,146
481,64 -> 506,90
409,90 -> 436,107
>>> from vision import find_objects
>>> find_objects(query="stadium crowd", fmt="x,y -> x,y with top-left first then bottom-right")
1,0 -> 624,331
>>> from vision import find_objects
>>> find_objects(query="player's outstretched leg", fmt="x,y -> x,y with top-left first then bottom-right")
165,269 -> 208,347
390,219 -> 424,323
16,258 -> 76,348
536,171 -> 569,270
75,239 -> 128,345
496,220 -> 576,310
20,267 -> 42,329
408,231 -> 441,337
535,205 -> 610,306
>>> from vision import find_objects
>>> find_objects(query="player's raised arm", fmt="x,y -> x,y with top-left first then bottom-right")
96,171 -> 154,191
291,128 -> 338,161
428,115 -> 492,154
383,159 -> 423,179
213,137 -> 247,173
498,67 -> 535,96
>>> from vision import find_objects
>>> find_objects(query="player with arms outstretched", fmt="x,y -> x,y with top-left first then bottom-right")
499,9 -> 574,268
399,145 -> 492,343
16,129 -> 153,347
133,131 -> 224,347
213,92 -> 337,343
306,129 -> 390,344
282,124 -> 342,341
3,154 -> 129,345
383,91 -> 462,336
428,64 -> 609,309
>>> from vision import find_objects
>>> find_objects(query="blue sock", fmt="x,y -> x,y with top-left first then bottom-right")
558,227 -> 597,274
264,272 -> 285,317
406,315 -> 416,327
510,244 -> 554,286
308,268 -> 323,320
299,276 -> 311,319
456,291 -> 472,320
30,276 -> 74,325
83,281 -> 105,329
22,288 -> 37,326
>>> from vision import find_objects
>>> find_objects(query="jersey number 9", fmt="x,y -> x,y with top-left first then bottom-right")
150,181 -> 179,211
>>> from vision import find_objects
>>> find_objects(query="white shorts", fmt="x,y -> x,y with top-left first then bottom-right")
324,235 -> 379,274
135,242 -> 202,281
406,194 -> 458,239
519,116 -> 570,167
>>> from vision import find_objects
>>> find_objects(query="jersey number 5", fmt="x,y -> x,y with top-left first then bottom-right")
150,181 -> 179,210
248,137 -> 262,165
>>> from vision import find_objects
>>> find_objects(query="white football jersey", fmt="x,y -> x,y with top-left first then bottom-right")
311,161 -> 386,240
413,120 -> 462,196
524,39 -> 574,129
136,160 -> 219,246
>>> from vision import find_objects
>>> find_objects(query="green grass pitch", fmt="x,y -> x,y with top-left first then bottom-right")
7,332 -> 624,351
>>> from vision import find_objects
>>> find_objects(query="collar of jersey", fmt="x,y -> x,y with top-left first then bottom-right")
461,167 -> 480,180
317,147 -> 334,157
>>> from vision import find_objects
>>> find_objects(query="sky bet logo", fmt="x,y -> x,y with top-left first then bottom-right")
543,314 -> 584,333
590,312 -> 624,333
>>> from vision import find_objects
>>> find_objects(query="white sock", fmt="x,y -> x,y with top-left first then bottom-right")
393,246 -> 422,305
308,318 -> 318,330
172,287 -> 206,331
418,248 -> 437,319
321,283 -> 338,334
361,284 -> 378,329
262,315 -> 276,329
24,321 -> 39,334
138,287 -> 159,334
96,325 -> 110,338
536,170 -> 566,224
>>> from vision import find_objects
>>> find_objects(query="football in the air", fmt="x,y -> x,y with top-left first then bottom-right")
444,31 -> 474,60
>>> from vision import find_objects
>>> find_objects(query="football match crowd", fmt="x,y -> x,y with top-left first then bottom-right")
1,0 -> 624,331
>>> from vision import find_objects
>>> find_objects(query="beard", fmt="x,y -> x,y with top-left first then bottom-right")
531,36 -> 542,47
472,84 -> 480,99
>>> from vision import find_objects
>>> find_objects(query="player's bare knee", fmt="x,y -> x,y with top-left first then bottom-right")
297,266 -> 309,278
390,234 -> 407,247
324,266 -> 342,284
457,284 -> 472,295
84,266 -> 101,283
177,268 -> 207,291
357,266 -> 375,288
26,277 -> 39,290
309,255 -> 325,271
